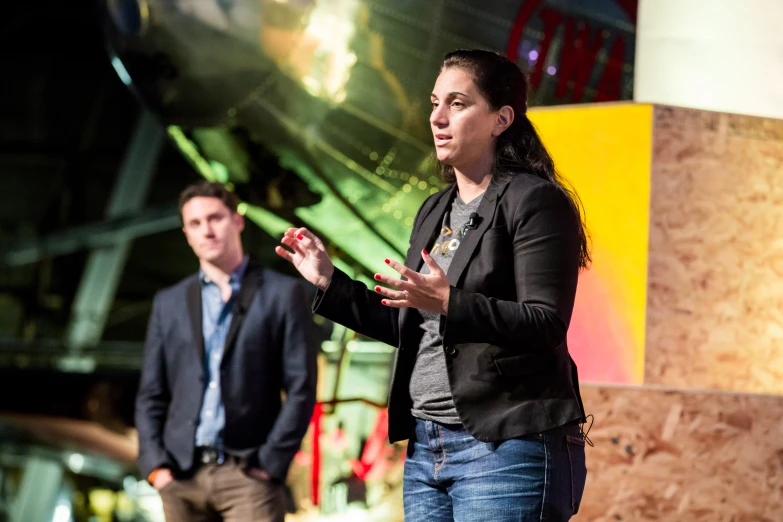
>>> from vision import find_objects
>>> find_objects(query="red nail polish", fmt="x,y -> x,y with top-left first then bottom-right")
374,274 -> 381,280
297,234 -> 304,240
384,258 -> 390,264
381,300 -> 387,305
422,249 -> 428,256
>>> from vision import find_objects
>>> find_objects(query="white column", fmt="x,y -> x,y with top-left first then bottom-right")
635,0 -> 783,119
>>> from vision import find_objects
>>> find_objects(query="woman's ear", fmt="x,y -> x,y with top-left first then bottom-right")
492,106 -> 515,136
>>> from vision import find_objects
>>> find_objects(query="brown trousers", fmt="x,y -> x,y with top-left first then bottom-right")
158,459 -> 286,522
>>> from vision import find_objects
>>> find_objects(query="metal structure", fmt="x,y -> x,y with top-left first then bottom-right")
102,0 -> 637,278
0,0 -> 638,369
64,110 -> 164,364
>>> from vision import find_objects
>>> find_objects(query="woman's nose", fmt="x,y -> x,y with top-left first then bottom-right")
430,105 -> 447,126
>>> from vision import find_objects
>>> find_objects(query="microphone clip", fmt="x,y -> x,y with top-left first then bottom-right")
466,212 -> 480,230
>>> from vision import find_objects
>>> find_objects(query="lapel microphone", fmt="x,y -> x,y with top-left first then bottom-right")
467,212 -> 480,230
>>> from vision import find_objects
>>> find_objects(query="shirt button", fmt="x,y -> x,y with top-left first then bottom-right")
209,381 -> 217,389
445,346 -> 457,356
213,353 -> 220,360
205,411 -> 213,417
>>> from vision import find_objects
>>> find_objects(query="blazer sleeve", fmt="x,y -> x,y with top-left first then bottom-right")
311,267 -> 400,346
311,194 -> 434,347
135,293 -> 173,478
441,182 -> 581,350
257,281 -> 318,481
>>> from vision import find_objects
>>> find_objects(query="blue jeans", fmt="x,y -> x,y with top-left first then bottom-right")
403,418 -> 586,522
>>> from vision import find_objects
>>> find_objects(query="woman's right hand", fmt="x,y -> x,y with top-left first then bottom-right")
275,227 -> 334,291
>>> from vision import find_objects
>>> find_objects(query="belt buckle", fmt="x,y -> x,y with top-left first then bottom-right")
200,447 -> 225,465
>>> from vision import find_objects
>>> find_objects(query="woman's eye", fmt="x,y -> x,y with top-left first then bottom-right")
452,101 -> 464,108
431,102 -> 439,109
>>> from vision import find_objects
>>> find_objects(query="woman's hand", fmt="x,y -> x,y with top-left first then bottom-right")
275,227 -> 334,291
373,249 -> 451,315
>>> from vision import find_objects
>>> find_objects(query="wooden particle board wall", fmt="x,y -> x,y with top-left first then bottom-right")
645,106 -> 783,394
574,384 -> 783,522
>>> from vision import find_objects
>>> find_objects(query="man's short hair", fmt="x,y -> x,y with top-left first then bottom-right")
178,181 -> 239,219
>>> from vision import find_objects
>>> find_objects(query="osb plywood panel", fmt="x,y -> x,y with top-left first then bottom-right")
574,384 -> 783,522
645,106 -> 783,393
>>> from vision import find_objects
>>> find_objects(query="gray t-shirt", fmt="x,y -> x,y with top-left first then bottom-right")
409,192 -> 484,424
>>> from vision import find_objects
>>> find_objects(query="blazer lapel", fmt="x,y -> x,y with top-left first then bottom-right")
445,177 -> 512,287
186,277 -> 206,364
399,185 -> 456,342
404,185 -> 457,272
222,264 -> 263,360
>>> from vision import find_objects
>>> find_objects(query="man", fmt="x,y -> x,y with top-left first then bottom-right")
136,181 -> 318,521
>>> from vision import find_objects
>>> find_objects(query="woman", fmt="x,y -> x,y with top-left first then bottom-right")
276,49 -> 589,521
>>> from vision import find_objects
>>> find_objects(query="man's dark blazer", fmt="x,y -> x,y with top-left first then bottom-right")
135,264 -> 318,481
313,174 -> 586,443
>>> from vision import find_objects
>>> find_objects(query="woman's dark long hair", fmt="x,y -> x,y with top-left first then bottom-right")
436,49 -> 591,269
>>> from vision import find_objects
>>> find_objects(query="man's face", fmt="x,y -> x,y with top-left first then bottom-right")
181,196 -> 244,264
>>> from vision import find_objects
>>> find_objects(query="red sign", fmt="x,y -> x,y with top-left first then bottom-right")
506,0 -> 637,103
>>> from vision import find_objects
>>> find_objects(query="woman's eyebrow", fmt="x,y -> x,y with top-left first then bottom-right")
431,91 -> 469,98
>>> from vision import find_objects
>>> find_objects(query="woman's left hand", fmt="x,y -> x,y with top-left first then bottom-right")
374,249 -> 450,315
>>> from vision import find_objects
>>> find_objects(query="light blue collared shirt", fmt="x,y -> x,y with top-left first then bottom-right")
194,256 -> 249,448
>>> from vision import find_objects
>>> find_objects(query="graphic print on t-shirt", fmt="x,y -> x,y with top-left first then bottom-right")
432,215 -> 477,257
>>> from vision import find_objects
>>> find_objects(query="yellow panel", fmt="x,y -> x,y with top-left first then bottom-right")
529,103 -> 653,384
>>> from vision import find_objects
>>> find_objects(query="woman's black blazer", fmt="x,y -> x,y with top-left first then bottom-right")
313,173 -> 587,443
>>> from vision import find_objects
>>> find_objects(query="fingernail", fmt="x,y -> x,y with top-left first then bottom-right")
422,249 -> 428,256
384,258 -> 390,264
375,286 -> 381,292
374,274 -> 381,280
381,300 -> 387,305
297,234 -> 304,240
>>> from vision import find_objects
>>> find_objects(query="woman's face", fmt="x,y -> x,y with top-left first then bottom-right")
430,67 -> 507,170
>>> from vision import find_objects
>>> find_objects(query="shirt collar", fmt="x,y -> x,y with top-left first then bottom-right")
199,255 -> 250,286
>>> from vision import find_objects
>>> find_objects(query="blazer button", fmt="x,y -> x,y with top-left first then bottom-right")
445,346 -> 457,356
